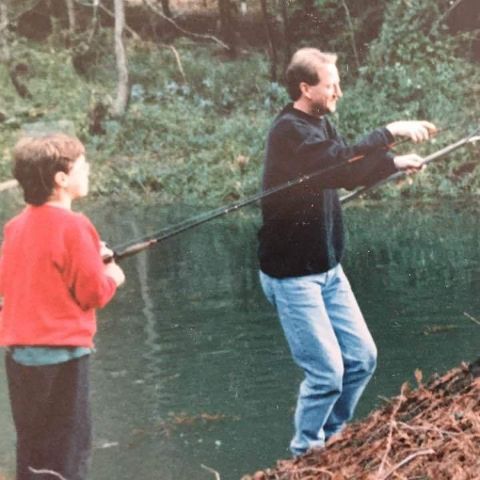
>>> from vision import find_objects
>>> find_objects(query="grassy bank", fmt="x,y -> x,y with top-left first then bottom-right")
0,37 -> 278,204
0,25 -> 479,205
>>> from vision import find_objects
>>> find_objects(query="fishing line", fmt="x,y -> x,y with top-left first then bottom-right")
110,125 -> 479,261
111,137 -> 410,259
340,124 -> 480,203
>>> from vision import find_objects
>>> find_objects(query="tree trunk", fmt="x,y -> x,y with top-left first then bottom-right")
217,0 -> 237,57
160,0 -> 172,18
112,0 -> 129,117
260,0 -> 278,81
279,0 -> 291,71
9,63 -> 32,99
0,0 -> 10,64
65,0 -> 76,32
341,0 -> 360,72
1,3 -> 32,99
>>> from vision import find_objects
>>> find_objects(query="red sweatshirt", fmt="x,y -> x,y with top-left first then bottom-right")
0,205 -> 117,347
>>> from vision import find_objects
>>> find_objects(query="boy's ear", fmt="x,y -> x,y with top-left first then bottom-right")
53,170 -> 69,188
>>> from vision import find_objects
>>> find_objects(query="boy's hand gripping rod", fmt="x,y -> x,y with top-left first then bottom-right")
107,127 -> 479,263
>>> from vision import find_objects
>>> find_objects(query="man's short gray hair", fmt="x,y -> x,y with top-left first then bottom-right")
286,48 -> 338,101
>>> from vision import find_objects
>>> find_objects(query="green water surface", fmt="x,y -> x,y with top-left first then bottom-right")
0,194 -> 478,479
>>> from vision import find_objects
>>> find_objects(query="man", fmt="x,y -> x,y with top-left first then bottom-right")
257,48 -> 436,456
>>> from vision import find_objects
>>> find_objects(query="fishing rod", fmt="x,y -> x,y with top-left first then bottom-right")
340,125 -> 480,203
109,127 -> 478,262
109,139 -> 404,261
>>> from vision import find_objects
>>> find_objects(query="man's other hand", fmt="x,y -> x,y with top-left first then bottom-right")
393,154 -> 425,174
386,120 -> 437,143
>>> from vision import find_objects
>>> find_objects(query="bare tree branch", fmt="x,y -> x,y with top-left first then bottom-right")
75,0 -> 227,51
160,0 -> 172,18
74,0 -> 187,82
201,464 -> 221,480
434,0 -> 467,31
5,0 -> 43,24
142,0 -> 229,50
260,0 -> 278,81
379,449 -> 435,480
29,467 -> 68,480
217,0 -> 237,56
86,0 -> 99,44
0,1 -> 10,63
279,0 -> 291,71
65,0 -> 77,32
0,179 -> 18,192
71,0 -> 141,40
341,0 -> 360,72
0,0 -> 43,41
166,44 -> 186,82
98,1 -> 142,40
464,311 -> 480,326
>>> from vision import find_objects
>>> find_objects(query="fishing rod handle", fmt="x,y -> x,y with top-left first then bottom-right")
111,239 -> 159,262
340,130 -> 479,204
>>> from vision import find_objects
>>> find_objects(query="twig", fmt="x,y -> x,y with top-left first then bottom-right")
340,0 -> 360,72
201,464 -> 221,480
75,0 -> 187,83
142,0 -> 229,50
29,467 -> 68,480
397,421 -> 459,438
378,448 -> 435,480
295,466 -> 334,478
6,0 -> 43,24
165,45 -> 186,83
464,311 -> 480,326
73,0 -> 141,41
0,179 -> 18,192
98,2 -> 141,41
377,389 -> 407,476
432,0 -> 466,32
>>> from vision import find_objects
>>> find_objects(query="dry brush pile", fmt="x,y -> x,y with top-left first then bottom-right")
243,359 -> 480,480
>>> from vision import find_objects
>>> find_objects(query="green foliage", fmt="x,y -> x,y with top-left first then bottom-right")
0,36 -> 107,183
76,41 -> 281,203
0,0 -> 479,204
287,0 -> 387,76
337,0 -> 480,199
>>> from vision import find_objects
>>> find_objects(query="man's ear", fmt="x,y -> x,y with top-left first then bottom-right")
299,82 -> 311,99
53,170 -> 69,188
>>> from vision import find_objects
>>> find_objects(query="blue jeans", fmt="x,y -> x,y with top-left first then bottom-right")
259,264 -> 377,455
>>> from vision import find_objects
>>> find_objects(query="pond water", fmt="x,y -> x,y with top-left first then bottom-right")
0,193 -> 479,480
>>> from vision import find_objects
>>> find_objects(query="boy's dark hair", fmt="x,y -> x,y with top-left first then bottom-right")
13,133 -> 85,206
286,48 -> 338,101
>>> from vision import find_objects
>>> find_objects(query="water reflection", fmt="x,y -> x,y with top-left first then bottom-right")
0,195 -> 479,479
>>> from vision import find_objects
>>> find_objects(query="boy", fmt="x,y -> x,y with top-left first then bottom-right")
0,133 -> 125,480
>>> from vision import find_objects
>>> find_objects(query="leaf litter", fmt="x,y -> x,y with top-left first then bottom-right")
242,359 -> 480,480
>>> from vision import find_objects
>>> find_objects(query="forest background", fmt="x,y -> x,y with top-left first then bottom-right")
0,0 -> 479,206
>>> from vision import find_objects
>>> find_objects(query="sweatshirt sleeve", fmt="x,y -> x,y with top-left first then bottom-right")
0,227 -> 6,297
62,215 -> 117,311
0,244 -> 4,297
277,119 -> 397,190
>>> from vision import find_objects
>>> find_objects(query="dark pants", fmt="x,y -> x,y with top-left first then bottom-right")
5,352 -> 92,480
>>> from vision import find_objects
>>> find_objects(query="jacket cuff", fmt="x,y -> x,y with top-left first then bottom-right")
382,127 -> 395,145
385,151 -> 398,175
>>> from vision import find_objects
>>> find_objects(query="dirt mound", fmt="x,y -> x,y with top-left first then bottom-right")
243,359 -> 480,480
